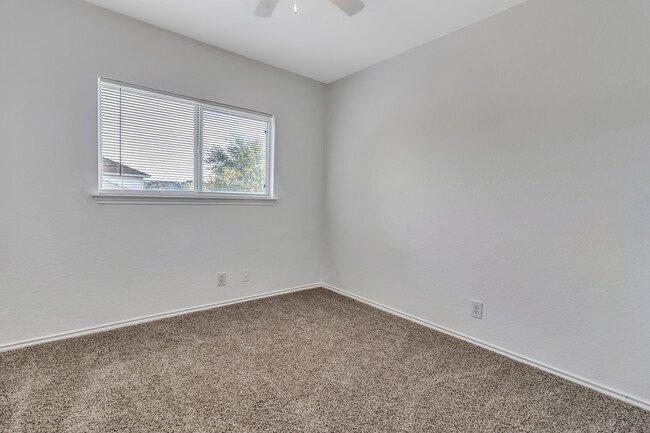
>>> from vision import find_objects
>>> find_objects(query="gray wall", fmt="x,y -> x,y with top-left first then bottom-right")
324,0 -> 650,404
0,0 -> 326,345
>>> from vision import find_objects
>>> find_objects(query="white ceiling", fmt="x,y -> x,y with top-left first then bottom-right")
83,0 -> 527,83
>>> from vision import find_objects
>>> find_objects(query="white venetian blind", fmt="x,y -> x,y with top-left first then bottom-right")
98,79 -> 272,196
201,108 -> 269,194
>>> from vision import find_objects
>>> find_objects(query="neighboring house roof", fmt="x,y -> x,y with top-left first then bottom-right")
102,157 -> 150,178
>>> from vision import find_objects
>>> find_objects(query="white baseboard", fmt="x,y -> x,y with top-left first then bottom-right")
0,283 -> 320,353
321,283 -> 650,412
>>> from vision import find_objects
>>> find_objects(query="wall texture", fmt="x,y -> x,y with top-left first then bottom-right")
0,0 -> 326,346
324,0 -> 650,404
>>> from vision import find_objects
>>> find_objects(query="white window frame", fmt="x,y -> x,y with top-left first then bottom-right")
94,78 -> 276,205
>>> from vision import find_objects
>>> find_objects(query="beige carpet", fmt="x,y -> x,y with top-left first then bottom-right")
1,288 -> 648,432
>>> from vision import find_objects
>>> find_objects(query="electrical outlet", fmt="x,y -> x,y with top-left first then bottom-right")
242,269 -> 250,282
217,272 -> 226,286
471,301 -> 483,319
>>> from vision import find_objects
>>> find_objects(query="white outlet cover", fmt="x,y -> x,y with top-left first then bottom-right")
242,269 -> 250,282
471,301 -> 483,319
217,272 -> 226,286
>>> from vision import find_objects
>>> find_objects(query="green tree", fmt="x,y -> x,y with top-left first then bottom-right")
144,180 -> 193,191
204,137 -> 266,193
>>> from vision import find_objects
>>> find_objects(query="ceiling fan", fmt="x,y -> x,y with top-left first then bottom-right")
254,0 -> 365,17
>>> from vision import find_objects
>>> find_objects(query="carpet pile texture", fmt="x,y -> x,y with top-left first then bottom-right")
1,288 -> 648,432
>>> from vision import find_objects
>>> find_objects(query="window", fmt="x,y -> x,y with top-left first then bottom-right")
97,79 -> 274,200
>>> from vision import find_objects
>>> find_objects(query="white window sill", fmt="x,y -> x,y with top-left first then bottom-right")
93,193 -> 277,205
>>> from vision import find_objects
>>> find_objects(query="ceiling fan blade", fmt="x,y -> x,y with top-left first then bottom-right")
254,0 -> 280,17
330,0 -> 365,16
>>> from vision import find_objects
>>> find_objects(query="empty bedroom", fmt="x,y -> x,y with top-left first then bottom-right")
1,0 -> 649,431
